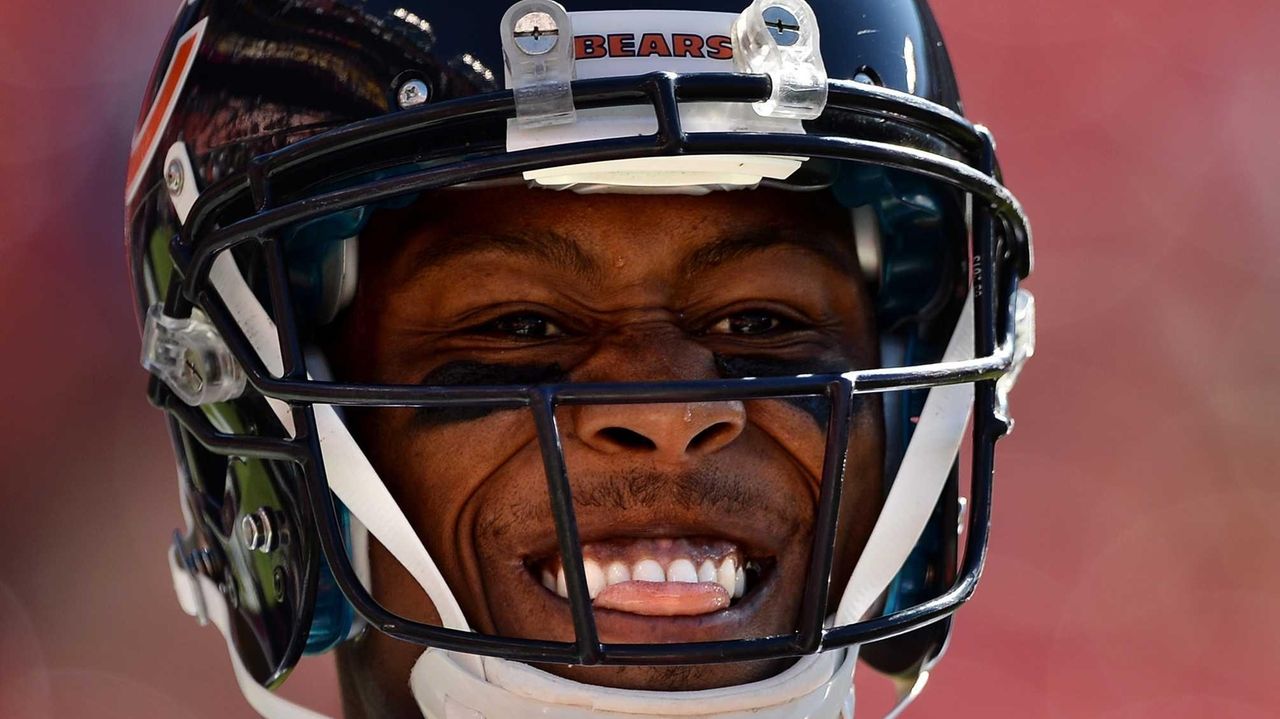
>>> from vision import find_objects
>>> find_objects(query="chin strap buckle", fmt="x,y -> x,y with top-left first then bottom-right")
142,304 -> 247,406
996,288 -> 1036,433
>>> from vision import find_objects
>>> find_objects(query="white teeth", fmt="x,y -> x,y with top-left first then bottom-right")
606,561 -> 631,586
583,560 -> 606,599
697,559 -> 717,583
716,558 -> 736,596
667,558 -> 698,583
542,549 -> 752,599
633,559 -> 665,582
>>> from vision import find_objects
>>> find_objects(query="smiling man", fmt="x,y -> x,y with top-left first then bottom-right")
328,186 -> 886,712
126,0 -> 1032,717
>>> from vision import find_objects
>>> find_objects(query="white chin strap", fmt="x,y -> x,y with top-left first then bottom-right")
164,142 -> 977,718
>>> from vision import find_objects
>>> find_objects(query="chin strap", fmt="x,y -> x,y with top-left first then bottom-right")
835,290 -> 975,627
168,546 -> 329,719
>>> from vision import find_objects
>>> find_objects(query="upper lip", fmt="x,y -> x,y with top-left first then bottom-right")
521,521 -> 787,565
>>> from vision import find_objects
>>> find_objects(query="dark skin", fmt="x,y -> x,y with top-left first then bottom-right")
324,186 -> 884,718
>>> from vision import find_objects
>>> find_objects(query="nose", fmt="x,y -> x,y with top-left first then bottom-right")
571,400 -> 747,461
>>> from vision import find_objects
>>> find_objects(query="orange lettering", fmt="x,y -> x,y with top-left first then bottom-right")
575,34 -> 607,59
607,33 -> 636,57
706,35 -> 733,60
636,32 -> 672,57
671,34 -> 705,58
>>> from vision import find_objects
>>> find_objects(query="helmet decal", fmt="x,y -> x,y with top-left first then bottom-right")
125,17 -> 206,204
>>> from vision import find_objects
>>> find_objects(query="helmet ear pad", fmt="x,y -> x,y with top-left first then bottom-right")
276,182 -> 421,331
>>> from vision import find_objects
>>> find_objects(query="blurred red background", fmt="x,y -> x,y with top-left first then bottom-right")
2,0 -> 1277,717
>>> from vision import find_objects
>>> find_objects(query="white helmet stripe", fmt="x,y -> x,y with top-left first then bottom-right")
836,291 -> 975,626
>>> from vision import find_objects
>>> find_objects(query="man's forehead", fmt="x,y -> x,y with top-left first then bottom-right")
385,186 -> 858,281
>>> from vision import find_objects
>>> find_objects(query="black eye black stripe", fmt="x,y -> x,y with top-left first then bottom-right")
412,361 -> 567,427
714,354 -> 866,425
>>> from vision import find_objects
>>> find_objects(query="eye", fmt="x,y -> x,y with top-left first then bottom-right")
481,313 -> 565,339
708,310 -> 790,337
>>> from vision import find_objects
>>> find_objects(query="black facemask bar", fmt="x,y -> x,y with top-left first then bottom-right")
154,71 -> 1030,669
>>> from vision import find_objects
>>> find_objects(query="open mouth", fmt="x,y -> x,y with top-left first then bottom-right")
527,537 -> 771,617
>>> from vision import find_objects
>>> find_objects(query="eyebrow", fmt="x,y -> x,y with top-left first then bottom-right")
398,222 -> 856,285
681,225 -> 858,278
405,229 -> 601,282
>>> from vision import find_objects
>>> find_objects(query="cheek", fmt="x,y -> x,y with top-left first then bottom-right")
748,397 -> 884,580
362,407 -> 537,496
352,406 -> 541,572
832,402 -> 886,590
745,395 -> 882,484
745,400 -> 829,486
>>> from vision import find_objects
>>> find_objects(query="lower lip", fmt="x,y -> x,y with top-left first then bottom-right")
521,562 -> 775,635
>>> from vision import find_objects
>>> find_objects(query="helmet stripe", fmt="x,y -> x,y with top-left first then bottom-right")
125,18 -> 206,204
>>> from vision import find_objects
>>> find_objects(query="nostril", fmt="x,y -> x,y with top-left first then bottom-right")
597,427 -> 657,451
687,421 -> 739,453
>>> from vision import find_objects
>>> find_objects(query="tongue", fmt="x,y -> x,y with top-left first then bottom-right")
593,581 -> 731,616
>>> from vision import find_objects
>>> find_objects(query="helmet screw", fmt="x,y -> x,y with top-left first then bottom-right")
164,158 -> 184,195
853,71 -> 877,85
273,566 -> 288,603
222,566 -> 239,609
397,79 -> 430,109
762,6 -> 801,47
239,508 -> 277,553
512,11 -> 559,55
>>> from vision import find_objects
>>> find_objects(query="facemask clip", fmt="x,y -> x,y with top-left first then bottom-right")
142,303 -> 247,406
732,0 -> 829,119
995,288 -> 1036,433
501,0 -> 577,128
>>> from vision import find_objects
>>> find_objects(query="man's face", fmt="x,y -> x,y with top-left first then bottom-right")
326,186 -> 883,711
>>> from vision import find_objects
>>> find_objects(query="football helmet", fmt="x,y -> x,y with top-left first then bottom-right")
125,0 -> 1033,716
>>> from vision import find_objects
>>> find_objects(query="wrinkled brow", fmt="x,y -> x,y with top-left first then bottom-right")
403,230 -> 601,282
396,223 -> 856,288
681,226 -> 858,278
